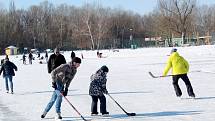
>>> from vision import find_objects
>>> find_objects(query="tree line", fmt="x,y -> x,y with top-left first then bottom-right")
0,0 -> 215,53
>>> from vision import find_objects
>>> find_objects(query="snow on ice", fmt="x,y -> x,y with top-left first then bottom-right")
0,45 -> 215,121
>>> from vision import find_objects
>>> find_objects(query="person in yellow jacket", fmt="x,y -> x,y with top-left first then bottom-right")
163,48 -> 195,98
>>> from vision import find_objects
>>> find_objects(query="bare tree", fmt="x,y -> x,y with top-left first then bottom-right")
158,0 -> 196,43
1,0 -> 215,52
80,3 -> 96,50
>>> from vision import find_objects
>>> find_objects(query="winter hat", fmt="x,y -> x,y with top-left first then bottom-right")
72,57 -> 81,63
100,65 -> 109,72
170,48 -> 177,54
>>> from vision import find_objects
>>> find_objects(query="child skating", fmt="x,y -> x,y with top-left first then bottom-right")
89,65 -> 109,116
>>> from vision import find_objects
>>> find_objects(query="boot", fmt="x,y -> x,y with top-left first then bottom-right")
41,112 -> 47,118
102,112 -> 109,116
55,113 -> 62,119
91,112 -> 98,116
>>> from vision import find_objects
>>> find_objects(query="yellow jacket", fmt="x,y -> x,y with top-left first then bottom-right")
163,52 -> 189,76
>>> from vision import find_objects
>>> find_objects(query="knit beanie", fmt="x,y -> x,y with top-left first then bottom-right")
170,48 -> 177,54
100,65 -> 109,72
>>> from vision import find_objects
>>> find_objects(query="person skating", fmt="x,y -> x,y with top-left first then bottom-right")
37,51 -> 40,58
28,52 -> 33,64
163,48 -> 195,98
41,57 -> 82,119
45,51 -> 48,62
97,51 -> 102,58
22,54 -> 26,64
71,50 -> 76,60
89,65 -> 109,116
0,57 -> 17,94
47,48 -> 66,73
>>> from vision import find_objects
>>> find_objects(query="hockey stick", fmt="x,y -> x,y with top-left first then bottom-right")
107,93 -> 136,116
149,70 -> 202,78
61,93 -> 88,121
199,70 -> 215,74
148,72 -> 172,78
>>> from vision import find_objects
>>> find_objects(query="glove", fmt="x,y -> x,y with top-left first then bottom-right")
103,90 -> 108,94
52,82 -> 57,89
63,88 -> 68,96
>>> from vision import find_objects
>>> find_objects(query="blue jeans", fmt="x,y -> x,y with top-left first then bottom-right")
5,75 -> 13,92
44,80 -> 64,113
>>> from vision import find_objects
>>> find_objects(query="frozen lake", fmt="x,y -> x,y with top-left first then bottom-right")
0,45 -> 215,121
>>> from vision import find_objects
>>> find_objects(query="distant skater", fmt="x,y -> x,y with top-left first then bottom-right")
28,52 -> 33,64
22,54 -> 26,64
97,51 -> 102,58
71,50 -> 76,60
81,53 -> 84,59
45,51 -> 48,62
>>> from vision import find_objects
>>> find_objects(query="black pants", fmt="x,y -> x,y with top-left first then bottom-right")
91,95 -> 107,114
172,74 -> 195,97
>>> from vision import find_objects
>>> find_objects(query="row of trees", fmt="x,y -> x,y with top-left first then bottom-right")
0,0 -> 215,52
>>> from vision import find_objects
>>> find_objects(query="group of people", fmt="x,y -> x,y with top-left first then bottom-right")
97,51 -> 103,58
40,47 -> 195,120
42,48 -> 78,119
22,52 -> 33,64
22,51 -> 49,65
0,47 -> 196,120
40,48 -> 110,119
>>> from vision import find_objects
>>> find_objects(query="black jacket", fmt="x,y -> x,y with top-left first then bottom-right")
47,53 -> 66,73
71,51 -> 76,59
0,60 -> 17,77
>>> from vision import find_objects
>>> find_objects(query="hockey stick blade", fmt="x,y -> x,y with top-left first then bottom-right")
149,72 -> 173,78
148,72 -> 158,78
60,93 -> 88,121
108,94 -> 136,117
127,113 -> 136,116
